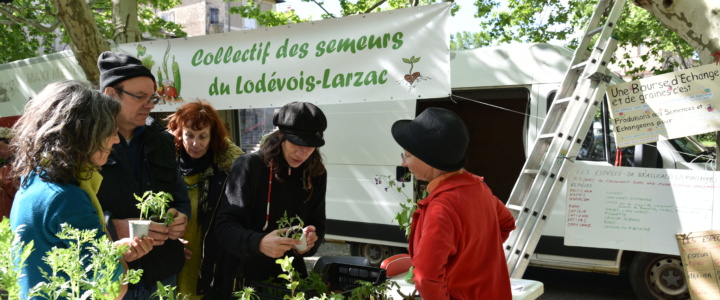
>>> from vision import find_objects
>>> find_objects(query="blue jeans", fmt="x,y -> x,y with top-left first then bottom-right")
123,275 -> 177,300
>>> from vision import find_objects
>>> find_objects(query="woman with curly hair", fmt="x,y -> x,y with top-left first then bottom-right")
164,100 -> 244,299
10,80 -> 153,299
214,102 -> 327,299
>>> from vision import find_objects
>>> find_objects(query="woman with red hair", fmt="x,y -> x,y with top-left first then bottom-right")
165,101 -> 244,298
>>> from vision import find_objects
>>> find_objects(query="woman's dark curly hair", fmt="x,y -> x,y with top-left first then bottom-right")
261,131 -> 325,202
11,80 -> 120,185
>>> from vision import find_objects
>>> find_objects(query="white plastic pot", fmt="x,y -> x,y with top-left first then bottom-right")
128,220 -> 151,239
284,225 -> 308,252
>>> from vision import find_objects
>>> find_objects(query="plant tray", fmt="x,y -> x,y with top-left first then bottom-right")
324,262 -> 387,292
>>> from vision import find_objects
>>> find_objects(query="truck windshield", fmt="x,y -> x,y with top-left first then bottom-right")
667,137 -> 714,163
576,106 -> 714,165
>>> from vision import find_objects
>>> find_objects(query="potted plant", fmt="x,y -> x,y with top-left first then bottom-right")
131,191 -> 175,239
277,211 -> 307,252
135,191 -> 175,224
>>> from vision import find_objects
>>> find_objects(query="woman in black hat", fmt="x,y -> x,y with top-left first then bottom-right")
214,101 -> 327,297
392,107 -> 516,300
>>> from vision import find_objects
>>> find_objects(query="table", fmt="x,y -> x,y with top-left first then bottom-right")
388,273 -> 544,300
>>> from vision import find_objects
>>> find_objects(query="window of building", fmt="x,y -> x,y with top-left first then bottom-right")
210,8 -> 219,25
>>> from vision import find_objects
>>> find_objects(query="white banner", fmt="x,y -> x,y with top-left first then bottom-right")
117,3 -> 451,111
0,50 -> 86,117
607,64 -> 720,148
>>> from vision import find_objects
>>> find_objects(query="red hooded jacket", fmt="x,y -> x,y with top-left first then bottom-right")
408,172 -> 516,300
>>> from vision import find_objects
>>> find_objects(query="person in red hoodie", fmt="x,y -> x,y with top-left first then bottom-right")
391,107 -> 516,300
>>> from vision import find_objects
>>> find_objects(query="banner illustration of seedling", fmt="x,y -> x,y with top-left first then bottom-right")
398,55 -> 431,91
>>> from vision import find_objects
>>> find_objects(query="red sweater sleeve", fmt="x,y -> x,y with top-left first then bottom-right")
413,200 -> 455,300
496,196 -> 516,242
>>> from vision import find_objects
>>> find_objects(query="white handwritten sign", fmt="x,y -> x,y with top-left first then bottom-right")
565,163 -> 720,255
607,64 -> 720,148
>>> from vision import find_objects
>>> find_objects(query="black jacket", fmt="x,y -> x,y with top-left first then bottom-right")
192,143 -> 243,296
98,119 -> 191,287
213,152 -> 327,298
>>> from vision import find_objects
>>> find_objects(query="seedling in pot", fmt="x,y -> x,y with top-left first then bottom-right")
135,191 -> 175,226
277,211 -> 308,251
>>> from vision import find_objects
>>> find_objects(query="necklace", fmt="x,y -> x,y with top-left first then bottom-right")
186,182 -> 200,189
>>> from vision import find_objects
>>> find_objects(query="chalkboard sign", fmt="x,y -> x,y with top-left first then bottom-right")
565,164 -> 720,255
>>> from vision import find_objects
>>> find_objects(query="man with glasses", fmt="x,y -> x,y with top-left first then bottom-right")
96,51 -> 191,299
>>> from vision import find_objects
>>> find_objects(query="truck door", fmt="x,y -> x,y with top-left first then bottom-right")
416,88 -> 530,202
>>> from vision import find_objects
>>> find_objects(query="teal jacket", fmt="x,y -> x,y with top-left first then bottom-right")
10,172 -> 123,300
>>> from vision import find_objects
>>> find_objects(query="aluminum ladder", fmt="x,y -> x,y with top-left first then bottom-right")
504,0 -> 627,278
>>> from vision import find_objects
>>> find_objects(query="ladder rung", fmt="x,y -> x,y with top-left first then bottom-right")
538,133 -> 556,140
523,169 -> 539,175
571,61 -> 588,71
554,97 -> 572,105
585,25 -> 605,37
507,204 -> 524,212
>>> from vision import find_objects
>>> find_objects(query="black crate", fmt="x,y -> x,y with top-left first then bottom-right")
323,262 -> 387,292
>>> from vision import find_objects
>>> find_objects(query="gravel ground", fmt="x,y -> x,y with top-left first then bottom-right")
304,239 -> 352,272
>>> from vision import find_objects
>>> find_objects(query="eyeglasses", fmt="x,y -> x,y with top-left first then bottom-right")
116,88 -> 161,105
401,152 -> 413,163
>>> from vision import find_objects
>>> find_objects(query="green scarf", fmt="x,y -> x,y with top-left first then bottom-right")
77,168 -> 106,230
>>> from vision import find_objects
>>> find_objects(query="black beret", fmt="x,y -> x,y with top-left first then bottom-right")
273,102 -> 327,147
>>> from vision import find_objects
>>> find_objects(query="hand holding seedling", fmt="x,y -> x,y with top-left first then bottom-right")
146,221 -> 172,246
116,236 -> 154,262
166,208 -> 187,240
295,225 -> 318,255
112,217 -> 169,246
259,229 -> 301,258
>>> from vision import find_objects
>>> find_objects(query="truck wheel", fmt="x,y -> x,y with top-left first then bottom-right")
350,243 -> 394,266
628,252 -> 689,300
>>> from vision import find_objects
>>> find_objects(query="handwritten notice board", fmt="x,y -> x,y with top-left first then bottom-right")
565,164 -> 720,255
676,230 -> 720,299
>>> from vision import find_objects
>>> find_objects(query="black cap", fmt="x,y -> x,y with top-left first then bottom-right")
97,51 -> 155,91
391,107 -> 469,171
273,102 -> 327,147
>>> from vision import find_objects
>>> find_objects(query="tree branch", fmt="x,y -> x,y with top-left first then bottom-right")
0,6 -> 60,33
364,0 -> 387,14
673,44 -> 690,69
310,0 -> 335,18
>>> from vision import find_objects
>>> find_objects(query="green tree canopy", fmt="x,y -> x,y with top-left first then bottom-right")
0,0 -> 185,64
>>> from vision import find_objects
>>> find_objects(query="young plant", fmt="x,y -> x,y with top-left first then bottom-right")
277,256 -> 306,300
374,173 -> 424,238
29,223 -> 142,300
348,279 -> 400,300
233,256 -> 345,300
135,191 -> 175,226
0,217 -> 34,299
277,211 -> 305,241
150,282 -> 189,300
233,286 -> 261,300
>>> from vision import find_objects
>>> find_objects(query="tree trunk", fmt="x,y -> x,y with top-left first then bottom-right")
632,0 -> 720,65
49,0 -> 110,88
112,0 -> 142,44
